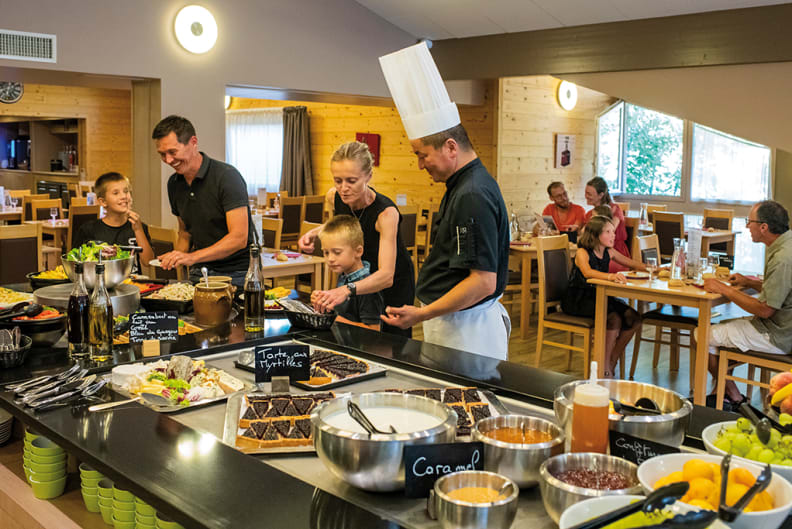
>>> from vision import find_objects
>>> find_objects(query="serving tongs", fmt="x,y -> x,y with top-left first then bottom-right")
718,453 -> 772,522
638,510 -> 718,529
347,401 -> 397,436
740,402 -> 792,436
5,364 -> 82,393
610,398 -> 663,417
738,402 -> 773,444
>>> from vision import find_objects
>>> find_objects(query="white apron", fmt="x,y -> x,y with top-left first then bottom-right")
421,297 -> 511,360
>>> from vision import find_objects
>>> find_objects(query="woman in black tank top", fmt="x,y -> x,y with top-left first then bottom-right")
298,142 -> 415,337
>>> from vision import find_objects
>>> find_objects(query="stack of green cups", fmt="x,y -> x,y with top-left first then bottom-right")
112,484 -> 136,529
79,463 -> 103,512
135,497 -> 156,529
154,512 -> 185,529
24,434 -> 67,500
97,478 -> 115,525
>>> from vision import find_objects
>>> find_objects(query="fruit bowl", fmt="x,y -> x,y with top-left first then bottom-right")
702,421 -> 792,484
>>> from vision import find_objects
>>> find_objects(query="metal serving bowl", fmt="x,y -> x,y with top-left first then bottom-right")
430,471 -> 519,529
61,256 -> 133,289
0,315 -> 66,346
554,379 -> 692,447
539,452 -> 642,523
311,392 -> 457,492
472,414 -> 564,488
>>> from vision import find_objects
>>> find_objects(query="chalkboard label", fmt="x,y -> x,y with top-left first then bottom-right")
129,311 -> 179,343
609,430 -> 680,465
254,344 -> 311,383
403,442 -> 484,498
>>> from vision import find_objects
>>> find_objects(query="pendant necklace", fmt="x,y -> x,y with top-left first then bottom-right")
352,190 -> 373,222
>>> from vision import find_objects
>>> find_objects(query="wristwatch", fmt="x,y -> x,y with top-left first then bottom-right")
346,282 -> 356,297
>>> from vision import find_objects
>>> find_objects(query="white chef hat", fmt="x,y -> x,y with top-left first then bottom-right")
379,42 -> 460,140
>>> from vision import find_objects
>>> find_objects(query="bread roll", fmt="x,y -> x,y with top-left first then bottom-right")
658,269 -> 671,279
716,266 -> 730,280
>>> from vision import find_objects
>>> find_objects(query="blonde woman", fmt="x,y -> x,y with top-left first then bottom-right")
299,142 -> 415,336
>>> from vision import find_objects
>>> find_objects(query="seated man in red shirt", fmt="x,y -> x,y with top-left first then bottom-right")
542,182 -> 586,234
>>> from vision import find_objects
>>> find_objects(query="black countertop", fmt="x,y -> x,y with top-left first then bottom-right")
0,315 -> 739,528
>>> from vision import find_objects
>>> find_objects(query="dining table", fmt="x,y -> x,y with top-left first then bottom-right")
260,248 -> 328,290
510,240 -> 577,339
25,218 -> 69,249
588,275 -> 734,405
0,207 -> 22,224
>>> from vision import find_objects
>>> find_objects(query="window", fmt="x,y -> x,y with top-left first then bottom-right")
691,124 -> 770,203
596,102 -> 621,191
225,108 -> 283,195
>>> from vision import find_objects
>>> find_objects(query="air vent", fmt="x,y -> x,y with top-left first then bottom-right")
0,29 -> 56,63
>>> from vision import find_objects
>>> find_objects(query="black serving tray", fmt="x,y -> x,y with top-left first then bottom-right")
139,296 -> 193,314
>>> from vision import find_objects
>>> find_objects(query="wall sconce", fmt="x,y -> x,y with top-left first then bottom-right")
557,81 -> 578,111
174,5 -> 218,54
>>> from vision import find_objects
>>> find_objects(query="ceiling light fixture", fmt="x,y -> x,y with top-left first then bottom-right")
557,80 -> 578,111
174,5 -> 218,54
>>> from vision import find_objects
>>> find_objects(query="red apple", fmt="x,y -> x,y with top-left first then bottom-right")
770,372 -> 792,396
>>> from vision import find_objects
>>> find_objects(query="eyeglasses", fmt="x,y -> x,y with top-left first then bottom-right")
745,218 -> 764,225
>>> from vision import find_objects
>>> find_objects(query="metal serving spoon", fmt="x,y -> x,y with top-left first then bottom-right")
88,392 -> 172,412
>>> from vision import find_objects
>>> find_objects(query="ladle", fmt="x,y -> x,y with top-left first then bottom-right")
738,402 -> 772,445
567,482 -> 690,529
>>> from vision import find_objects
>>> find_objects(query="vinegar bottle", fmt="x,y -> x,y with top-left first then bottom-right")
67,262 -> 90,359
570,362 -> 610,453
244,245 -> 265,332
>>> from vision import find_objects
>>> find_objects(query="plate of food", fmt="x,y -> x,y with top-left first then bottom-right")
624,271 -> 650,280
27,266 -> 71,289
223,391 -> 339,454
264,251 -> 309,263
109,355 -> 250,412
140,282 -> 195,314
0,287 -> 34,310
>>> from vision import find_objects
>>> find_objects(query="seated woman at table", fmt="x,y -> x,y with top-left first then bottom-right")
73,172 -> 155,274
562,215 -> 648,377
584,177 -> 629,272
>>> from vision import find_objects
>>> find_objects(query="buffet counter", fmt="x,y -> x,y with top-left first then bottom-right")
0,322 -> 739,529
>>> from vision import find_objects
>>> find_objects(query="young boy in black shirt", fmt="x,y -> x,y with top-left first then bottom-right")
311,215 -> 383,330
74,172 -> 155,274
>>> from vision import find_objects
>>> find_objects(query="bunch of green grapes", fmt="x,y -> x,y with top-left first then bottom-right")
713,417 -> 792,466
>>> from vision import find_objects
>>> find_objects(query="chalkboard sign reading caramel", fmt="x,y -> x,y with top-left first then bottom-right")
129,311 -> 179,343
254,344 -> 311,383
404,442 -> 484,498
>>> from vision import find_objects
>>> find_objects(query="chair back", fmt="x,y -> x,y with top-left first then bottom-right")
22,194 -> 49,221
78,181 -> 94,197
70,197 -> 88,208
300,221 -> 322,257
7,189 -> 31,199
399,206 -> 418,249
303,195 -> 325,224
66,205 -> 100,251
636,234 -> 660,264
624,216 -> 638,260
653,211 -> 684,258
536,235 -> 571,312
425,208 -> 440,250
279,196 -> 305,239
148,225 -> 182,280
703,208 -> 733,231
261,217 -> 284,250
646,204 -> 668,225
614,201 -> 630,215
31,198 -> 63,221
0,223 -> 41,283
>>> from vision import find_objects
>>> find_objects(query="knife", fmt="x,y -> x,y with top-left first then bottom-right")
30,379 -> 107,410
21,370 -> 88,402
25,374 -> 95,406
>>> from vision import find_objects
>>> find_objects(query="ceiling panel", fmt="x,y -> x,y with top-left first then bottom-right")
528,0 -> 625,28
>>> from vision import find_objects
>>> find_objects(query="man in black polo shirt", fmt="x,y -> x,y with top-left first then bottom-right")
152,115 -> 254,287
378,42 -> 511,359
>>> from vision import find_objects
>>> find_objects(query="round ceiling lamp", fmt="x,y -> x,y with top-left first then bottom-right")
557,81 -> 578,111
174,5 -> 218,54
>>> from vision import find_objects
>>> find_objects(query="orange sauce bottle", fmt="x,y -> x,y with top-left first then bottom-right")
570,382 -> 609,453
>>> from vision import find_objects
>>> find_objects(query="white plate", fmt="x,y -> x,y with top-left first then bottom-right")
625,271 -> 650,280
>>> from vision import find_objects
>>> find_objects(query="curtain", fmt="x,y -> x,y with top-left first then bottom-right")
281,106 -> 314,196
225,108 -> 284,195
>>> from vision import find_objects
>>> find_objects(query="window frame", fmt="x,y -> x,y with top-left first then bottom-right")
594,100 -> 775,209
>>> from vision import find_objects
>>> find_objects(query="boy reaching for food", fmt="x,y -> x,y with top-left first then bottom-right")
73,172 -> 155,274
311,215 -> 383,330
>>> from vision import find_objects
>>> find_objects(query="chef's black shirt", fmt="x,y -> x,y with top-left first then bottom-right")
167,153 -> 254,273
416,158 -> 509,309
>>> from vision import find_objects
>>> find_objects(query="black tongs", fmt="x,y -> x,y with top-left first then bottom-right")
718,453 -> 772,522
347,401 -> 396,436
741,402 -> 792,435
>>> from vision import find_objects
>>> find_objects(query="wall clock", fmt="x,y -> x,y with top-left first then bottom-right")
0,82 -> 24,104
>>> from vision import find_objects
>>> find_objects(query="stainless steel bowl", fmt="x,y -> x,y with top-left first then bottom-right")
311,392 -> 457,492
472,414 -> 564,488
554,379 -> 691,447
539,452 -> 641,523
0,315 -> 66,346
61,256 -> 133,289
430,471 -> 519,529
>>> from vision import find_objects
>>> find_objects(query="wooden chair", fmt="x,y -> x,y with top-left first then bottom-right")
261,217 -> 284,251
66,205 -> 100,251
67,182 -> 81,199
0,223 -> 42,282
646,204 -> 667,226
70,197 -> 88,208
7,189 -> 31,199
417,208 -> 440,268
78,181 -> 94,196
278,196 -> 305,248
614,201 -> 630,215
398,206 -> 419,280
703,208 -> 734,253
303,195 -> 325,224
624,216 -> 639,261
534,234 -> 594,378
653,211 -> 685,260
22,194 -> 49,221
716,347 -> 792,411
147,225 -> 186,280
31,198 -> 63,221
